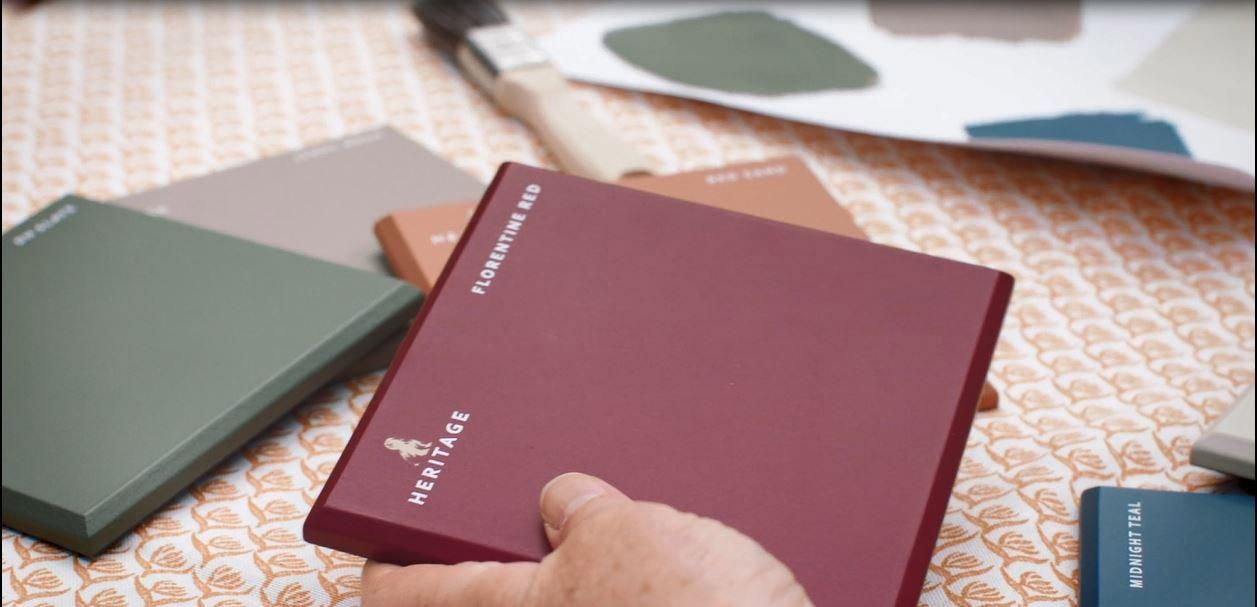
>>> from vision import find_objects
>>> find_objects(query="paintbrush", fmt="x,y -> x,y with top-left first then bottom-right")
413,0 -> 653,182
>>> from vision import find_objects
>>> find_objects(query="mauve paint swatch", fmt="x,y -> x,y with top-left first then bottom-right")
305,163 -> 1014,606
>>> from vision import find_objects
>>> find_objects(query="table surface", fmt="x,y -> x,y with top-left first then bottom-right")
2,2 -> 1254,606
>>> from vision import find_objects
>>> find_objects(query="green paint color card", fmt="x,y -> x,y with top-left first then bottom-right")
1,197 -> 421,555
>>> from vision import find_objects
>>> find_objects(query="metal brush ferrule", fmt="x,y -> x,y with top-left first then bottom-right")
464,24 -> 549,76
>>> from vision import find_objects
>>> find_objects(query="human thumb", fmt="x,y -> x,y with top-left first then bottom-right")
539,472 -> 631,548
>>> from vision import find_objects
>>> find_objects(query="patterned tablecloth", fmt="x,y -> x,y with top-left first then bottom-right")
2,2 -> 1254,606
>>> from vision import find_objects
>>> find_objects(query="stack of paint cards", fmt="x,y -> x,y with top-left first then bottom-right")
1078,385 -> 1256,607
1,127 -> 484,555
3,121 -> 1004,575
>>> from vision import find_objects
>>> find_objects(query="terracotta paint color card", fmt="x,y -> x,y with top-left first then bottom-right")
375,203 -> 478,292
375,157 -> 999,410
306,164 -> 1014,606
376,156 -> 861,291
619,155 -> 865,239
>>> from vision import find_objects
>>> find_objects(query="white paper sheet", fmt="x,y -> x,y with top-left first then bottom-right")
540,1 -> 1255,189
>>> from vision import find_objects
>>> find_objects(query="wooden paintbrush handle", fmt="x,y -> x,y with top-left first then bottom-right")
492,64 -> 653,182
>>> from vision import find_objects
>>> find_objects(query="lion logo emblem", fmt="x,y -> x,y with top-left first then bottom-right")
384,437 -> 433,464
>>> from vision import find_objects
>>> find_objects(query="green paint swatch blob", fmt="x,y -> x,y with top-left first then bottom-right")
603,11 -> 877,96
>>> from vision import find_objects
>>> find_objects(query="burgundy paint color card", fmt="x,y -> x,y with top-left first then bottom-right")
306,163 -> 1014,606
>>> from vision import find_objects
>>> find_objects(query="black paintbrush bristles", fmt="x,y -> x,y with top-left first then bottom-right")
412,0 -> 509,51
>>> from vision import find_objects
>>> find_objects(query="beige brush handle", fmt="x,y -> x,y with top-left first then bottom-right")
490,64 -> 653,182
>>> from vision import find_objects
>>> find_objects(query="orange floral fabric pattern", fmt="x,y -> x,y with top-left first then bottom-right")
2,3 -> 1253,606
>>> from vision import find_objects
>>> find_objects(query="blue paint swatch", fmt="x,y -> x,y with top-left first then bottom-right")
966,112 -> 1191,157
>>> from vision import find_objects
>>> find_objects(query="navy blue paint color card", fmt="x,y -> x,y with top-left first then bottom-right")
1080,487 -> 1254,607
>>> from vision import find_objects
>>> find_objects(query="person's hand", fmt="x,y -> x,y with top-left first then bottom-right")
360,472 -> 813,606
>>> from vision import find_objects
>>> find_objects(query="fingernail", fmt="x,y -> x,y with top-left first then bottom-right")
540,472 -> 606,531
